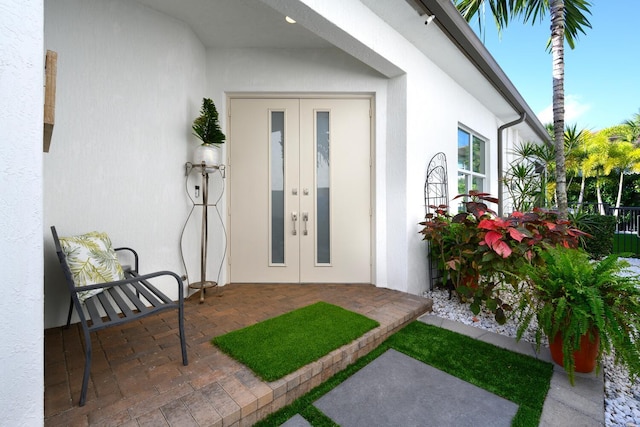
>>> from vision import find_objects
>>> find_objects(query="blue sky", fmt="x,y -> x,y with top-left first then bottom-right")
467,0 -> 639,131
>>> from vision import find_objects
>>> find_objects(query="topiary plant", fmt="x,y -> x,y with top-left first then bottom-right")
192,98 -> 225,145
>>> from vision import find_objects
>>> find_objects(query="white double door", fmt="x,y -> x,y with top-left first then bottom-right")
229,97 -> 372,283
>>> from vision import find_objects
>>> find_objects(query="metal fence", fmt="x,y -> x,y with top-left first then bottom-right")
606,206 -> 640,233
606,206 -> 640,255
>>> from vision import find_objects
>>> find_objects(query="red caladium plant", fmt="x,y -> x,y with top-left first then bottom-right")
477,208 -> 588,260
420,191 -> 589,324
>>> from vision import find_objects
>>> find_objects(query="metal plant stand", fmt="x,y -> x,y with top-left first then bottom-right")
188,163 -> 226,303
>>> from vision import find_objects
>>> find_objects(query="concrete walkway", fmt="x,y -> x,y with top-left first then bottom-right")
287,314 -> 605,426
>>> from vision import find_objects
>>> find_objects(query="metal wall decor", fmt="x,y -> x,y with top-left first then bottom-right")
423,152 -> 448,290
424,152 -> 449,218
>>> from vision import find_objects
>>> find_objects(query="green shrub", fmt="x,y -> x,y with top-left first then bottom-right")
570,213 -> 615,258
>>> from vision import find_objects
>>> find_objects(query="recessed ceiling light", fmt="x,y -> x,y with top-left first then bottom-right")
285,16 -> 296,24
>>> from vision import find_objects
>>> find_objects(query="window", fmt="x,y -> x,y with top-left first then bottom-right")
271,111 -> 285,264
457,127 -> 487,208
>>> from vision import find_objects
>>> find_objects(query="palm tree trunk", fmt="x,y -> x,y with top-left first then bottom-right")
615,171 -> 624,217
596,172 -> 604,215
577,173 -> 585,208
551,0 -> 568,219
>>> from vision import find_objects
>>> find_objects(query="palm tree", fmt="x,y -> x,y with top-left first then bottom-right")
624,109 -> 640,146
582,130 -> 614,214
609,140 -> 640,213
455,0 -> 592,218
594,124 -> 640,214
563,124 -> 589,208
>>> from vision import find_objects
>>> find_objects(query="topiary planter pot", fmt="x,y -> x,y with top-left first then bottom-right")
193,144 -> 222,168
549,329 -> 600,373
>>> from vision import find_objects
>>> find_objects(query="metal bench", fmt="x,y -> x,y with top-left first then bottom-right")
51,226 -> 188,406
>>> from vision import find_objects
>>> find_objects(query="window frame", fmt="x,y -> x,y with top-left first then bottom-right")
457,125 -> 488,204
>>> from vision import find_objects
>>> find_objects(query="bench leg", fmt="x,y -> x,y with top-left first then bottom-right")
79,328 -> 92,406
65,298 -> 73,329
179,304 -> 188,366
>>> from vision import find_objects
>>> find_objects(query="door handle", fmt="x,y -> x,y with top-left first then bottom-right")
302,212 -> 309,235
291,212 -> 298,235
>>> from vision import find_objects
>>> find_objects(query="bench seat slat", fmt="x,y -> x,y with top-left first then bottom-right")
130,282 -> 164,308
119,284 -> 150,313
84,297 -> 104,329
128,272 -> 173,305
106,287 -> 135,319
140,280 -> 173,304
96,292 -> 119,322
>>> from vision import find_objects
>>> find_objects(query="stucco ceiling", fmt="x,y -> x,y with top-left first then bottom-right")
133,0 -> 546,143
134,0 -> 332,48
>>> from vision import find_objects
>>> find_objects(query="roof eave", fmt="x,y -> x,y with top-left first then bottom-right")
412,0 -> 550,144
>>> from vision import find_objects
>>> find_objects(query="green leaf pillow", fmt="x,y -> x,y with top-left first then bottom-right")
59,231 -> 125,302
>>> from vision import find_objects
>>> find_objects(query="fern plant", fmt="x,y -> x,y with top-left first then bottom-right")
516,245 -> 640,384
192,98 -> 225,145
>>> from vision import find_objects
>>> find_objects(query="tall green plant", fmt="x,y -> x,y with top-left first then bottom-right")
504,127 -> 584,212
504,141 -> 545,212
569,212 -> 614,258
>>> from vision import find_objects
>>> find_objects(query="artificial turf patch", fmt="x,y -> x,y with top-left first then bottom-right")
211,301 -> 379,381
256,321 -> 553,427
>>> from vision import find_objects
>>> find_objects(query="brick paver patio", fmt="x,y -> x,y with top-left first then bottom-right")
44,283 -> 432,426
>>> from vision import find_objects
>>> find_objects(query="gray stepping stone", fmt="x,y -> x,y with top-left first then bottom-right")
280,414 -> 312,427
314,349 -> 518,427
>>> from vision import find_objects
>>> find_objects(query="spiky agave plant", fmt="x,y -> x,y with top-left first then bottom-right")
516,245 -> 640,384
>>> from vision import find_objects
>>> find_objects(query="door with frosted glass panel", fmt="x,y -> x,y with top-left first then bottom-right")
229,97 -> 371,283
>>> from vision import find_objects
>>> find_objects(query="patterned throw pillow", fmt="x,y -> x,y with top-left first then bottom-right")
59,231 -> 125,303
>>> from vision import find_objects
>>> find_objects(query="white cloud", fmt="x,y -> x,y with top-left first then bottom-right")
537,95 -> 592,126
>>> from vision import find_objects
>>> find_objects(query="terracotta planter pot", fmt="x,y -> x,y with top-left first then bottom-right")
461,273 -> 479,289
549,329 -> 600,373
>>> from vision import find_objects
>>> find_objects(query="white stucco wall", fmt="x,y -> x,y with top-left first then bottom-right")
0,0 -> 44,424
43,0 -> 207,327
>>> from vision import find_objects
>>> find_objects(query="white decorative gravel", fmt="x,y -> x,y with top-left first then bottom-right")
423,257 -> 640,427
